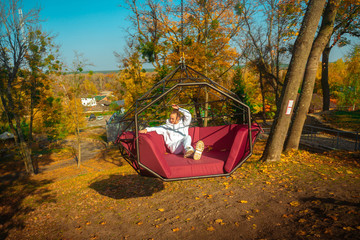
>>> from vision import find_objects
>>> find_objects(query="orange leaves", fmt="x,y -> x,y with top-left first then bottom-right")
289,201 -> 300,207
206,226 -> 215,231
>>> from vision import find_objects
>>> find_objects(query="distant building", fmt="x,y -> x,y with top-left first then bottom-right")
81,98 -> 96,107
113,100 -> 125,106
95,96 -> 106,102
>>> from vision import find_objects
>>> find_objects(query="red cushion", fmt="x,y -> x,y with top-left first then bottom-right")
138,132 -> 171,178
224,125 -> 249,172
224,124 -> 262,173
197,125 -> 238,151
119,124 -> 262,179
165,150 -> 227,178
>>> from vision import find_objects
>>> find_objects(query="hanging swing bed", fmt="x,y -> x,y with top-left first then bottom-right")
114,62 -> 262,181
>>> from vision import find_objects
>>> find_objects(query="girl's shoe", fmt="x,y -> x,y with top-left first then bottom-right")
193,140 -> 204,160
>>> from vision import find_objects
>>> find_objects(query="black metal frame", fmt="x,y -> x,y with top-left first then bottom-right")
116,63 -> 259,181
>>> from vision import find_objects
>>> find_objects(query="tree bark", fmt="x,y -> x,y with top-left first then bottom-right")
74,97 -> 82,168
7,87 -> 35,174
285,0 -> 340,151
261,0 -> 327,162
321,42 -> 331,111
259,73 -> 267,123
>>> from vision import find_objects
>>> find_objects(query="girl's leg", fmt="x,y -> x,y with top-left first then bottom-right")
183,135 -> 194,158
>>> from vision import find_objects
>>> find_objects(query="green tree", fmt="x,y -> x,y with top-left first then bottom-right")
340,45 -> 360,109
231,66 -> 252,124
24,29 -> 59,142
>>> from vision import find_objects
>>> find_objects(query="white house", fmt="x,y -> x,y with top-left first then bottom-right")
81,98 -> 97,107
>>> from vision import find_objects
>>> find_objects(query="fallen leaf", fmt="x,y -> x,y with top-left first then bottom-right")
207,226 -> 215,231
343,226 -> 354,231
311,200 -> 321,205
215,219 -> 223,224
290,201 -> 300,207
296,230 -> 306,236
246,215 -> 254,220
172,227 -> 180,232
298,218 -> 306,223
238,200 -> 248,204
157,208 -> 165,212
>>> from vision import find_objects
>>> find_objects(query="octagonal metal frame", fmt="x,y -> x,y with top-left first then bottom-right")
116,63 -> 258,181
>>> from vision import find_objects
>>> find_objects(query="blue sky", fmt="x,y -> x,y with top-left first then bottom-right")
22,0 -> 357,72
23,0 -> 131,71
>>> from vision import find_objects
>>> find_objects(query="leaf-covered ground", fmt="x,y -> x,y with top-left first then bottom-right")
1,139 -> 359,240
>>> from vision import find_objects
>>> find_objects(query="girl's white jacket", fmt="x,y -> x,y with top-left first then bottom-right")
145,108 -> 192,153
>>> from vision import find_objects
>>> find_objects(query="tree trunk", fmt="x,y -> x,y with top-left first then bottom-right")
4,79 -> 35,174
259,73 -> 267,123
29,86 -> 35,142
321,43 -> 331,111
74,97 -> 81,168
261,0 -> 326,162
285,0 -> 340,151
14,110 -> 34,174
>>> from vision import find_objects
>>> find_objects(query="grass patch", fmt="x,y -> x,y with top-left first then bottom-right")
321,110 -> 360,132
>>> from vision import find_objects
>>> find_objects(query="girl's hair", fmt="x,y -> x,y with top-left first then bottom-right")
171,109 -> 181,119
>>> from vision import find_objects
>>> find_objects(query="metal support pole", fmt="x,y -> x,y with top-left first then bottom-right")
204,88 -> 208,127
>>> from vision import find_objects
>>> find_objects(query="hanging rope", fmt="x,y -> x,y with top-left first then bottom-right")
180,0 -> 185,65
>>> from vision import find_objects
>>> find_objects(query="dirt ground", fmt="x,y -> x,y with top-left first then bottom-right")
1,119 -> 360,240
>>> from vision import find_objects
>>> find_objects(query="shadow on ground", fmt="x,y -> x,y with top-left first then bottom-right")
89,174 -> 164,199
0,176 -> 55,240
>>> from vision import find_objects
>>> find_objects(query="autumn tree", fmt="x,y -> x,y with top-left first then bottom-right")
59,52 -> 88,168
123,0 -> 246,125
261,0 -> 327,162
321,0 -> 360,111
285,0 -> 341,151
240,0 -> 304,114
0,0 -> 41,174
116,47 -> 151,110
124,0 -> 244,77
